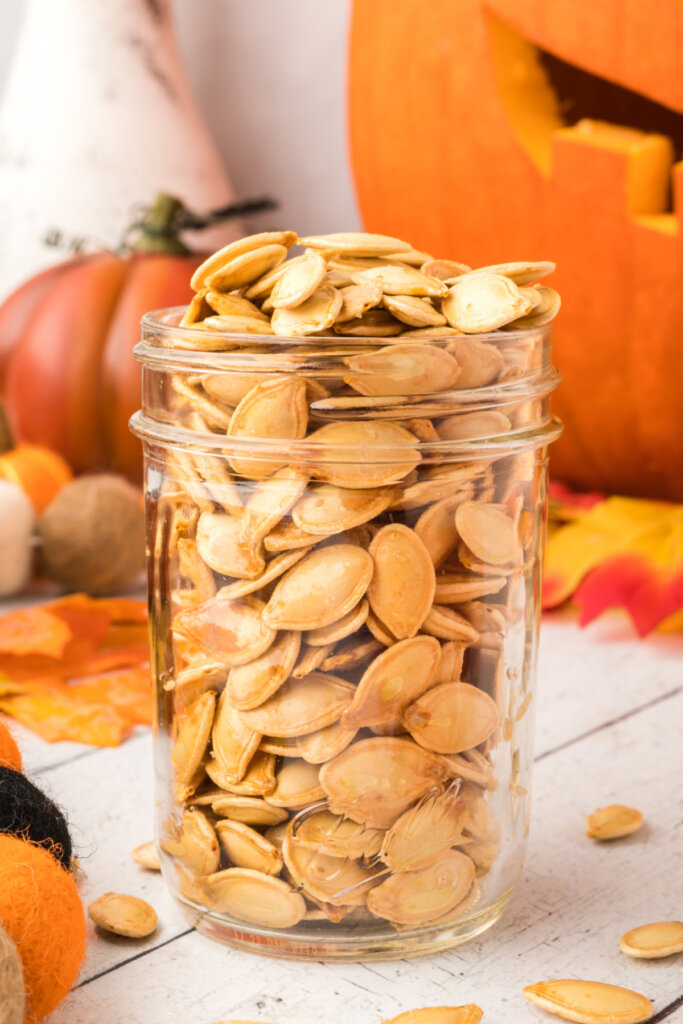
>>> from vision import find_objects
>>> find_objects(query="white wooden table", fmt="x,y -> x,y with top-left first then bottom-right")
9,610 -> 683,1024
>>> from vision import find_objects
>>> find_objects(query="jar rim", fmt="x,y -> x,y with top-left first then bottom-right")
130,409 -> 563,461
138,307 -> 552,366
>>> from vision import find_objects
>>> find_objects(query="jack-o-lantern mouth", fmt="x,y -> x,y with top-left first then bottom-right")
486,10 -> 683,224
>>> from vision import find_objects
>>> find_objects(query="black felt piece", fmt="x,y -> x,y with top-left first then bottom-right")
0,765 -> 73,867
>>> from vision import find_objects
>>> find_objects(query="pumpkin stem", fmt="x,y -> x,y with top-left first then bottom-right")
126,192 -> 190,255
125,192 -> 279,255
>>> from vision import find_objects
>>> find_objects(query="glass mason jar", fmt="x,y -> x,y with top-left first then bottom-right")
131,310 -> 561,961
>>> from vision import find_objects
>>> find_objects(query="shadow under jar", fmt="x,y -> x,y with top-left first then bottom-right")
131,310 -> 561,961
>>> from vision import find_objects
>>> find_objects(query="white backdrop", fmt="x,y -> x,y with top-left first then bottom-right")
0,0 -> 360,237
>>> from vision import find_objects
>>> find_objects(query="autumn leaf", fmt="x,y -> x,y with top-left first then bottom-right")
543,496 -> 683,635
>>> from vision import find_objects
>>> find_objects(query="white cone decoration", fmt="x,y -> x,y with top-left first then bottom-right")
0,0 -> 236,299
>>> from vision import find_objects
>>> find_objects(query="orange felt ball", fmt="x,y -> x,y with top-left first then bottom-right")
0,835 -> 86,1023
0,721 -> 22,772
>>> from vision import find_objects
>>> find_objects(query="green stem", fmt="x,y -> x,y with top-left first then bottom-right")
126,192 -> 190,255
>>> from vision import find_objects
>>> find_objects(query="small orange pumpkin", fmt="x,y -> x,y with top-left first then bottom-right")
348,0 -> 683,500
0,444 -> 73,513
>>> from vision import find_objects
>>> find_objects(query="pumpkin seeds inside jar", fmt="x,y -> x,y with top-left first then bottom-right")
144,227 -> 561,947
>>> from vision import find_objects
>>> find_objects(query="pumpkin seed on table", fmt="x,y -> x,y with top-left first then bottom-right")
382,1007 -> 482,1024
522,980 -> 653,1024
262,543 -> 373,630
586,804 -> 644,840
131,841 -> 160,871
344,343 -> 461,396
204,867 -> 306,927
403,682 -> 498,754
620,921 -> 683,959
368,523 -> 435,638
88,892 -> 158,939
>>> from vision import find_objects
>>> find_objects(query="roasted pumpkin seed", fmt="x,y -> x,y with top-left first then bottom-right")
320,737 -> 447,829
522,980 -> 653,1024
586,805 -> 644,840
204,867 -> 306,927
215,819 -> 283,875
237,673 -> 355,738
367,849 -> 475,925
263,543 -> 373,631
403,682 -> 498,754
368,524 -> 435,638
342,636 -> 441,729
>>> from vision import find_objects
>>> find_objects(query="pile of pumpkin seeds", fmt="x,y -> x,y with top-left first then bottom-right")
151,231 -> 560,935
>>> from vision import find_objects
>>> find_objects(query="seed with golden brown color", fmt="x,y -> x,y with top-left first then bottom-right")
522,979 -> 653,1024
619,921 -> 683,959
403,682 -> 498,754
263,543 -> 374,631
368,524 -> 435,639
382,1005 -> 482,1024
131,841 -> 160,871
88,893 -> 158,938
586,805 -> 644,840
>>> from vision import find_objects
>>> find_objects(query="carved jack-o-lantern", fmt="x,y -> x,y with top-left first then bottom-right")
349,0 -> 683,500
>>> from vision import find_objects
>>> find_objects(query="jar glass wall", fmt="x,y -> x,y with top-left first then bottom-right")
132,311 -> 561,960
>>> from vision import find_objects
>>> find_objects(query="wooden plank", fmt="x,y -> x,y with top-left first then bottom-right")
52,688 -> 683,1024
10,612 -> 680,773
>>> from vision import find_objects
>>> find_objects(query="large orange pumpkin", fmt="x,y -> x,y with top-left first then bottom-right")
349,0 -> 683,501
